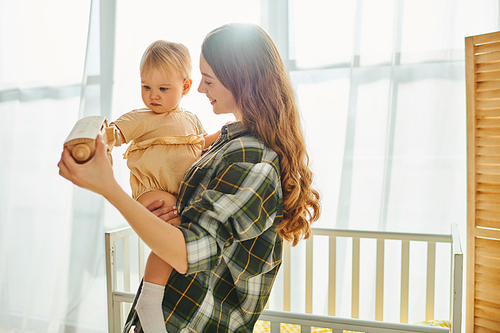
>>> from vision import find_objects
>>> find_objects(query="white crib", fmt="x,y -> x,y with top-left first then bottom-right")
104,225 -> 462,333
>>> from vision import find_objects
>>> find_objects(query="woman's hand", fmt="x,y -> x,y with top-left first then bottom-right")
59,135 -> 188,273
58,135 -> 117,197
146,200 -> 179,224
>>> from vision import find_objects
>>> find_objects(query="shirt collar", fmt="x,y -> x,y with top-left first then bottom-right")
220,121 -> 248,141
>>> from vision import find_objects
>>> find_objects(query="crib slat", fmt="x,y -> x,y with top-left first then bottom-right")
113,300 -> 122,332
123,236 -> 131,317
111,238 -> 119,326
112,241 -> 118,299
105,233 -> 116,333
328,235 -> 336,316
376,238 -> 385,321
401,240 -> 410,323
270,321 -> 280,333
283,242 -> 291,311
451,224 -> 463,333
123,236 -> 130,292
426,241 -> 436,321
138,239 -> 145,278
352,237 -> 360,319
306,236 -> 313,313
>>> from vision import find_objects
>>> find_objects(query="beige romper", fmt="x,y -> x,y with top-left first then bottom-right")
112,108 -> 207,200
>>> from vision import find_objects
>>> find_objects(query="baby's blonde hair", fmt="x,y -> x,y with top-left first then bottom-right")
140,40 -> 192,80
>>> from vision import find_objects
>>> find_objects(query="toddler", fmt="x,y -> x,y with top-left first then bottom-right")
107,40 -> 219,332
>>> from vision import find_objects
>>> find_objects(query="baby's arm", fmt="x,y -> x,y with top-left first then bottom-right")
204,130 -> 221,149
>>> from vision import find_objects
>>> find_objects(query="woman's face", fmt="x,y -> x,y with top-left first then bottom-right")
198,55 -> 242,121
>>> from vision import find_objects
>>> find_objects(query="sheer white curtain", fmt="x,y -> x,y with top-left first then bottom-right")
291,0 -> 497,235
0,0 -> 98,331
0,0 -> 498,332
0,0 -> 260,332
280,0 -> 498,326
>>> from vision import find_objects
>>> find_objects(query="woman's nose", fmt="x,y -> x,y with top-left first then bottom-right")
197,82 -> 204,93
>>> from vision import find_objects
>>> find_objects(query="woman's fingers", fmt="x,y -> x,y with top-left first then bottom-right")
57,134 -> 115,196
94,134 -> 109,161
146,201 -> 178,223
58,147 -> 76,182
158,208 -> 178,223
146,199 -> 164,212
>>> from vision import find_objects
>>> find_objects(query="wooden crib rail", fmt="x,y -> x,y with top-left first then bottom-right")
259,310 -> 449,333
278,224 -> 462,333
104,225 -> 462,333
105,226 -> 146,333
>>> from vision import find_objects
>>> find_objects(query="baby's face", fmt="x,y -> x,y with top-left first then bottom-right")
141,69 -> 190,114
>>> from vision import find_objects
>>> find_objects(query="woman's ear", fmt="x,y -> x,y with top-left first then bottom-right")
182,78 -> 193,95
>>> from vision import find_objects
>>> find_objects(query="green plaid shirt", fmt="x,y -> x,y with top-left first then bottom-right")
124,122 -> 283,333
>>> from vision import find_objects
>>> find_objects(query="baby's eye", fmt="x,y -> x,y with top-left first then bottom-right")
160,87 -> 168,92
142,85 -> 151,90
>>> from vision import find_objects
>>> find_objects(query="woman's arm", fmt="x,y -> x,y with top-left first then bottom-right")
58,135 -> 188,273
105,188 -> 187,273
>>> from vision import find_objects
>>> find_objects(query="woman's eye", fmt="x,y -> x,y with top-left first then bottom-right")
205,81 -> 212,85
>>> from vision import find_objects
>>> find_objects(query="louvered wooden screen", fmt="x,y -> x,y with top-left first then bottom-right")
466,31 -> 500,333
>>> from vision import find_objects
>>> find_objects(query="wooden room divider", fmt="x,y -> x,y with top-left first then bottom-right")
465,31 -> 500,333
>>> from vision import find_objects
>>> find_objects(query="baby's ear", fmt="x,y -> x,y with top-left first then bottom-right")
182,78 -> 193,95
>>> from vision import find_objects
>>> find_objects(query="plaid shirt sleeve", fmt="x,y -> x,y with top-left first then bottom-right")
179,137 -> 283,276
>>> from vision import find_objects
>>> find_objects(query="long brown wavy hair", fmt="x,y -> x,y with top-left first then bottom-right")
202,23 -> 320,246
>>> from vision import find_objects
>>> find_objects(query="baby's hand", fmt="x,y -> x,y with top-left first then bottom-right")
105,124 -> 124,147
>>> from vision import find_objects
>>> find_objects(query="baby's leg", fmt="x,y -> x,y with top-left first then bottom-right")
144,251 -> 173,285
136,190 -> 180,332
135,252 -> 173,332
138,190 -> 181,226
138,190 -> 180,283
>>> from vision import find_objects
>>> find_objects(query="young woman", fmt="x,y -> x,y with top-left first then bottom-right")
58,23 -> 320,333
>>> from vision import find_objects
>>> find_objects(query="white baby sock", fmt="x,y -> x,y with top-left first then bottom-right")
136,282 -> 168,333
